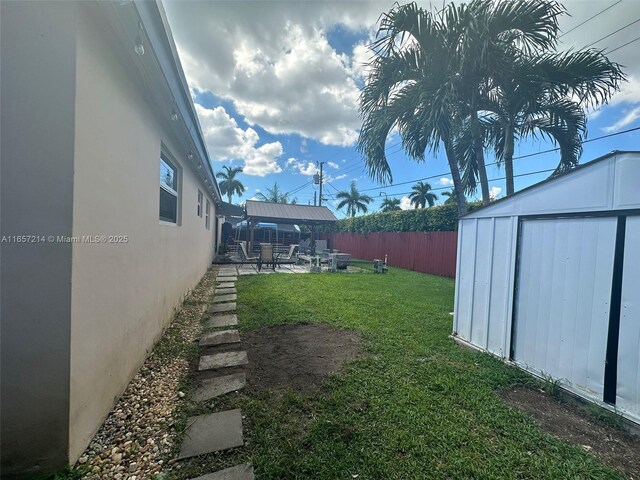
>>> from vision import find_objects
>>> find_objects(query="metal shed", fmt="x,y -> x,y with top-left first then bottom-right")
453,151 -> 640,424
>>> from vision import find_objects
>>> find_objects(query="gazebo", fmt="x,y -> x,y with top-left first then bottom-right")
244,200 -> 337,251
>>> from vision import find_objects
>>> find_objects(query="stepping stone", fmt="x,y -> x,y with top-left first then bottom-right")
209,302 -> 236,313
218,272 -> 237,277
190,463 -> 254,480
213,293 -> 237,303
205,314 -> 238,328
217,282 -> 235,289
199,351 -> 248,371
215,287 -> 237,295
178,410 -> 243,459
191,373 -> 246,402
217,276 -> 237,282
199,330 -> 240,347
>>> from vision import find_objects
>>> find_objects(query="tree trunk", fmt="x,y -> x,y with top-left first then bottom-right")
470,111 -> 490,205
228,193 -> 232,204
444,139 -> 468,216
504,124 -> 515,196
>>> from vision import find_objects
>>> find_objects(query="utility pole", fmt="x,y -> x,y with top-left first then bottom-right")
313,190 -> 317,206
318,161 -> 325,206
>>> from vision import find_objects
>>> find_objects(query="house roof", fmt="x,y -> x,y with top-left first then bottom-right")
245,200 -> 337,225
105,1 -> 222,204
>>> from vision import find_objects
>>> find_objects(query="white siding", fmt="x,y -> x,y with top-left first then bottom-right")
513,217 -> 617,399
617,215 -> 640,421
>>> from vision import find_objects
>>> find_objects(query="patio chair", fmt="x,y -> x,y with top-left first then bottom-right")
276,244 -> 299,265
239,242 -> 258,262
258,243 -> 276,272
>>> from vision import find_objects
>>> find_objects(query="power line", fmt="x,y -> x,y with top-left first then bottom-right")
582,17 -> 640,49
358,125 -> 640,194
559,1 -> 622,39
606,34 -> 640,54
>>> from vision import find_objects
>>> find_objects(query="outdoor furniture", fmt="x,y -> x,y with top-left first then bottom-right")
239,242 -> 258,262
258,243 -> 276,272
276,244 -> 299,265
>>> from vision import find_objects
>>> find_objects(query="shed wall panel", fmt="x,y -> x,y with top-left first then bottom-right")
617,215 -> 640,422
456,219 -> 478,341
513,217 -> 617,399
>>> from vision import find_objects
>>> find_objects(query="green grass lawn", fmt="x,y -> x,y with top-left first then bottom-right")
179,261 -> 624,480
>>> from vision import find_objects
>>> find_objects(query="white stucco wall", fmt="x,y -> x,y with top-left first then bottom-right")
68,8 -> 217,460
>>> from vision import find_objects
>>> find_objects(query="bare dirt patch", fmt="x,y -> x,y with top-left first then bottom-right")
501,386 -> 640,479
242,323 -> 363,393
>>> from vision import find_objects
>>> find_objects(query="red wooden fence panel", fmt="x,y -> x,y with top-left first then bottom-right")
328,231 -> 458,278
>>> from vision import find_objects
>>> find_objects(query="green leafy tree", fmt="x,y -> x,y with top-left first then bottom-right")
409,181 -> 437,209
442,188 -> 463,205
380,197 -> 402,212
255,182 -> 297,204
336,181 -> 374,217
216,165 -> 245,204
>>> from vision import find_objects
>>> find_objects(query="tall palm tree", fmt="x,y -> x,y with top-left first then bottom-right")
486,51 -> 623,195
255,182 -> 297,204
380,197 -> 402,212
409,181 -> 437,209
336,181 -> 373,217
216,166 -> 245,204
358,2 -> 468,215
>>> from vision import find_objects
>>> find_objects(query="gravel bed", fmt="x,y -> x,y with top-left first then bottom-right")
74,267 -> 218,479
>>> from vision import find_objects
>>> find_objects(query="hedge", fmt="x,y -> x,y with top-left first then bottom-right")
333,201 -> 482,233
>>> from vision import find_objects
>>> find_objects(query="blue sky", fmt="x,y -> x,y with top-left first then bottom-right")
164,0 -> 640,218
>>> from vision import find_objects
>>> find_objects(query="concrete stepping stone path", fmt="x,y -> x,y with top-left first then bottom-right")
215,287 -> 237,295
205,314 -> 238,328
216,282 -> 235,289
199,330 -> 240,347
199,351 -> 248,371
216,276 -> 237,282
190,463 -> 254,480
213,293 -> 237,303
191,373 -> 246,402
178,409 -> 244,459
209,302 -> 236,313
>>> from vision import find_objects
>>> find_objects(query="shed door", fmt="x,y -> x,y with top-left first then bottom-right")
512,216 -> 617,398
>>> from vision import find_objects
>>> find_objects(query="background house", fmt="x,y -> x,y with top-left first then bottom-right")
0,1 -> 229,475
453,151 -> 640,426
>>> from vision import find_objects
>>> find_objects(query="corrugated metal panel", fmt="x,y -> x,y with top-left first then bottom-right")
617,215 -> 640,422
245,200 -> 336,223
329,231 -> 458,278
455,220 -> 477,339
513,217 -> 617,399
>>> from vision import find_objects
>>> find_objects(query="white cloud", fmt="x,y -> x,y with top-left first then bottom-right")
327,162 -> 340,169
400,196 -> 412,210
602,106 -> 640,133
195,103 -> 283,176
287,159 -> 318,176
438,177 -> 454,187
163,2 -> 381,147
489,186 -> 502,200
335,173 -> 348,180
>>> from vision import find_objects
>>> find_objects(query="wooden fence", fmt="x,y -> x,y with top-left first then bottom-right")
327,231 -> 458,278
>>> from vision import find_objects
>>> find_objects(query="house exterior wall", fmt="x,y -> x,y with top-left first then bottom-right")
0,2 -> 78,474
453,152 -> 640,425
68,6 -> 217,461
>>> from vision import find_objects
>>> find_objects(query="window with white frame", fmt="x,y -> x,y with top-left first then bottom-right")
159,156 -> 179,223
205,200 -> 211,230
197,189 -> 203,217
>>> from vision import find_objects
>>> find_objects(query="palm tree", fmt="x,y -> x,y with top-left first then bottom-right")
486,51 -> 623,196
380,197 -> 402,212
336,181 -> 373,217
216,166 -> 245,204
358,2 -> 468,215
442,188 -> 462,205
255,182 -> 297,204
409,181 -> 437,209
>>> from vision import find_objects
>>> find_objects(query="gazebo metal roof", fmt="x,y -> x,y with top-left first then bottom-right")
245,200 -> 336,225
